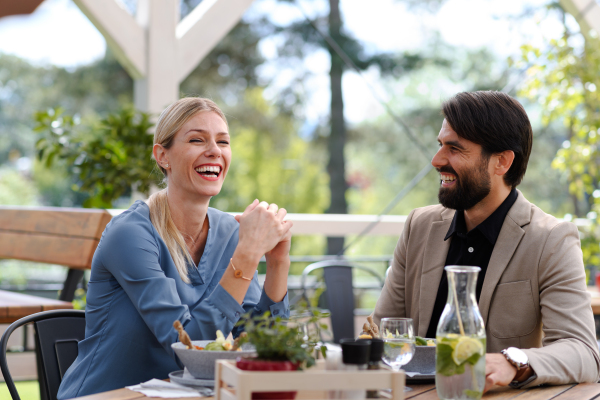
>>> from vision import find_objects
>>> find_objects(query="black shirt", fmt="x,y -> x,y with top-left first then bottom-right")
425,189 -> 518,339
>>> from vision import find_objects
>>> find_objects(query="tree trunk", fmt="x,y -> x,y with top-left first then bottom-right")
326,0 -> 348,256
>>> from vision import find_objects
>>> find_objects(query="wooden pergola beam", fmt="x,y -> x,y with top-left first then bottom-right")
560,0 -> 600,38
73,0 -> 255,114
176,0 -> 256,84
0,0 -> 44,18
73,0 -> 146,79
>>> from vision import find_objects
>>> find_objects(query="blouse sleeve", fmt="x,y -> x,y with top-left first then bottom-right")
231,272 -> 290,337
99,218 -> 289,359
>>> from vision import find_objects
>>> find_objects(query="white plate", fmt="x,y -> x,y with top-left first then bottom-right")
169,370 -> 215,388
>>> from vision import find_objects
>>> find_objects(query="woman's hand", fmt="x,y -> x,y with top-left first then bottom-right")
235,201 -> 292,302
265,206 -> 292,264
262,204 -> 292,303
234,200 -> 293,263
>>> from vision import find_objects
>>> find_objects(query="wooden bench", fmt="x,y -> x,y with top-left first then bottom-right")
0,206 -> 112,323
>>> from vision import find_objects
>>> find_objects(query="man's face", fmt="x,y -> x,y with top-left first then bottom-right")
432,120 -> 492,210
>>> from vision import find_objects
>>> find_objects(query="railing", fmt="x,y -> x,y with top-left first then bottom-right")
108,210 -> 409,236
5,211 -> 593,296
108,210 -> 592,236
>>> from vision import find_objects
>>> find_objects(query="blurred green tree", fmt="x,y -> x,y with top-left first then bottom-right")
259,0 -> 449,255
213,88 -> 328,215
517,24 -> 600,267
0,169 -> 39,206
0,50 -> 133,206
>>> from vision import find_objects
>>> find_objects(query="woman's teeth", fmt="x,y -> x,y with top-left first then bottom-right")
441,174 -> 456,183
195,165 -> 221,176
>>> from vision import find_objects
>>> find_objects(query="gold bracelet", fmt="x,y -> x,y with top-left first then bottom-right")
230,258 -> 252,281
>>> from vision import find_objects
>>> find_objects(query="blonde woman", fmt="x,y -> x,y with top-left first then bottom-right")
58,98 -> 292,398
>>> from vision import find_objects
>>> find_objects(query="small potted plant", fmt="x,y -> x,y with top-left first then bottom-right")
235,309 -> 328,400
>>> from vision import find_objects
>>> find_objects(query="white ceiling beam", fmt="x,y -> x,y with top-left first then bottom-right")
176,0 -> 255,83
560,0 -> 600,38
73,0 -> 146,79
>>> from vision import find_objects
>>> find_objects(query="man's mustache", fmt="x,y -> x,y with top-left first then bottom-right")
436,166 -> 458,176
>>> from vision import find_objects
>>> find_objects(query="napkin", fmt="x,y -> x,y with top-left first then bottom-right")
126,378 -> 209,398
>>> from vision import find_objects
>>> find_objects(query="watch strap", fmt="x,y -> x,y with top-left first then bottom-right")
509,372 -> 537,389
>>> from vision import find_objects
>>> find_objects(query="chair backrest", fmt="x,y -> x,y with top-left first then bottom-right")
0,310 -> 86,400
0,206 -> 111,269
301,260 -> 384,343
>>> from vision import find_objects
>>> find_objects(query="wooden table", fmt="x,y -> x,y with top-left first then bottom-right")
70,382 -> 600,400
0,290 -> 72,324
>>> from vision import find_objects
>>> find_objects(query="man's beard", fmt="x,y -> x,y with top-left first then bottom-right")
437,159 -> 491,210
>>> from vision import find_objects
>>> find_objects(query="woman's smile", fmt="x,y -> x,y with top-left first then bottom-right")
195,163 -> 223,181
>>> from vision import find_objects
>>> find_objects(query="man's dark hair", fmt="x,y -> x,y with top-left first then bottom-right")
441,91 -> 533,189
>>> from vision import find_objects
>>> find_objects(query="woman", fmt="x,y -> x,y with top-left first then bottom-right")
57,98 -> 292,398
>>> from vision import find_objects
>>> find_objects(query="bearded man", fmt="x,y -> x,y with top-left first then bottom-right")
373,91 -> 600,390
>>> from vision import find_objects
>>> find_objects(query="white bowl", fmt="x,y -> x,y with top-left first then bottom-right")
403,342 -> 436,374
171,340 -> 255,379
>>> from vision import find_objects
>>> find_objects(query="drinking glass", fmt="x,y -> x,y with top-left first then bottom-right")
381,318 -> 416,392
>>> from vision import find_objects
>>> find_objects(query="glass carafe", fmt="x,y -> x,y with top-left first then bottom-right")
435,266 -> 486,400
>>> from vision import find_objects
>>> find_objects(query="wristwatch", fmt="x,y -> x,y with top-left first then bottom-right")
501,347 -> 529,371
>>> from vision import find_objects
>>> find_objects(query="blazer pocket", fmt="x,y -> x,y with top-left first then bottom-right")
488,280 -> 537,339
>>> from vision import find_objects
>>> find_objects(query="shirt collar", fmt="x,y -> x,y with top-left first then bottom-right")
444,188 -> 518,244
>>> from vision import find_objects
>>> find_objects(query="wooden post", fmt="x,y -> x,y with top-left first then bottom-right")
73,0 -> 257,115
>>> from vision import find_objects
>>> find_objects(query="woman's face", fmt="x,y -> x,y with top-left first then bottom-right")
157,111 -> 231,199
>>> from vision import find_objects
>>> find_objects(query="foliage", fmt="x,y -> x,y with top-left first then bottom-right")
213,88 -> 328,214
181,21 -> 265,101
0,169 -> 39,206
517,27 -> 600,266
72,288 -> 87,310
0,51 -> 132,164
34,107 -> 156,208
237,309 -> 328,368
31,158 -> 88,207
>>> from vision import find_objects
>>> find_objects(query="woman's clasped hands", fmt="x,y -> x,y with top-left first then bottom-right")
234,200 -> 293,302
234,199 -> 293,264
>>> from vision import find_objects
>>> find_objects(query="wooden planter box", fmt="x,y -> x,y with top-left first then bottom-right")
215,359 -> 405,400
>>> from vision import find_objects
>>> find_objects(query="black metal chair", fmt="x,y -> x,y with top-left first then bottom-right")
300,260 -> 384,343
0,309 -> 86,400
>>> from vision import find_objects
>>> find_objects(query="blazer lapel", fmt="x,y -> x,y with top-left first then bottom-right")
478,191 -> 530,323
418,209 -> 453,336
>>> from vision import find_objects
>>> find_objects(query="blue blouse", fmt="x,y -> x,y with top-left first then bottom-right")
57,201 -> 289,399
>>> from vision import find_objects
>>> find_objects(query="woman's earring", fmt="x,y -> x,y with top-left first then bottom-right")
165,164 -> 169,168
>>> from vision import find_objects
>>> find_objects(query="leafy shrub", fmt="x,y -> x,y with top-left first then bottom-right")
34,107 -> 156,208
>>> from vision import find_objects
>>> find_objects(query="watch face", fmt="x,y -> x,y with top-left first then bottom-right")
505,347 -> 528,365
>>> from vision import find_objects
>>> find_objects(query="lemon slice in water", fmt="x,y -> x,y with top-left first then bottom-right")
452,337 -> 483,365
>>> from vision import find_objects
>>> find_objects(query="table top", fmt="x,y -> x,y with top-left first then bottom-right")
0,290 -> 73,324
70,382 -> 600,400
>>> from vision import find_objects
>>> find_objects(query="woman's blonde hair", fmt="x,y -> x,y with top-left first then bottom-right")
147,97 -> 228,283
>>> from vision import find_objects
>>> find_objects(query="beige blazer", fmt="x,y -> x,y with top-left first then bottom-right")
373,190 -> 600,386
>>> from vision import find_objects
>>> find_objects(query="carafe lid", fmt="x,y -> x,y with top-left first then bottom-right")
340,338 -> 371,364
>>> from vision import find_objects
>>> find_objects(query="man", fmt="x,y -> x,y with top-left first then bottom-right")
373,91 -> 600,390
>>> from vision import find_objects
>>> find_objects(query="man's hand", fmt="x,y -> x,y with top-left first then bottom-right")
484,353 -> 518,393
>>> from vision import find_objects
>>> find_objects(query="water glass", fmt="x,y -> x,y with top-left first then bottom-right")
381,318 -> 416,372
